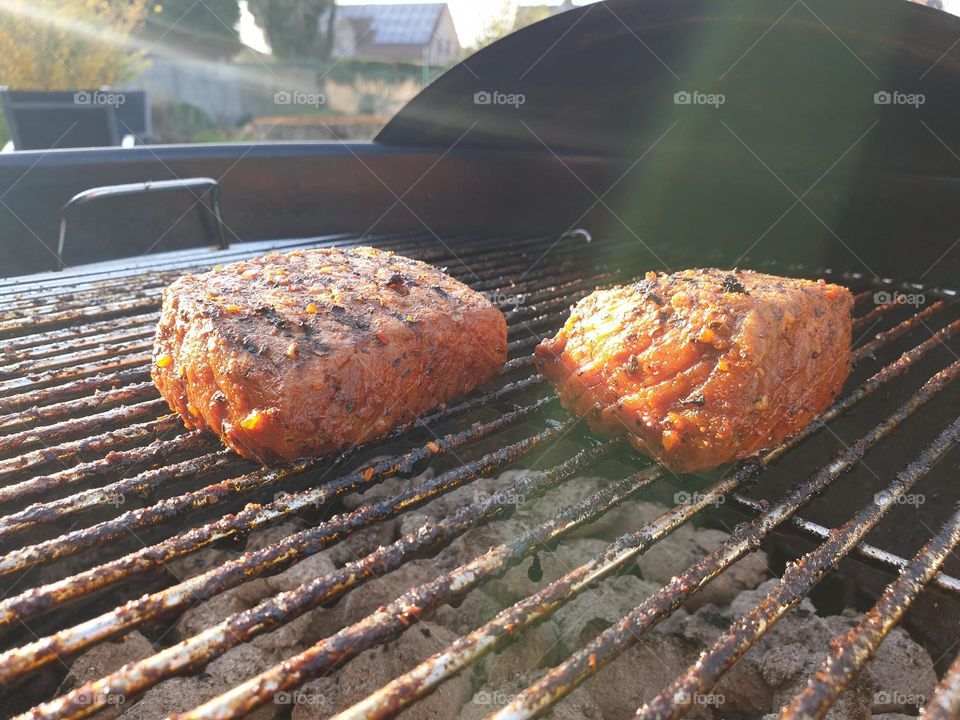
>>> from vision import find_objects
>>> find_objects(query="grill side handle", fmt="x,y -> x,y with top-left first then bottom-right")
57,177 -> 228,271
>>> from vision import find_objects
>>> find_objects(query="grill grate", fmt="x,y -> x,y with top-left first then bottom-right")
0,232 -> 958,720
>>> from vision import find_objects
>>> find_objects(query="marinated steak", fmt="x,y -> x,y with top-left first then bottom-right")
535,269 -> 852,472
152,246 -> 507,463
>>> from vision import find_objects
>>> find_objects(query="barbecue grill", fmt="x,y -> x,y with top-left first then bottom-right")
3,1 -> 960,719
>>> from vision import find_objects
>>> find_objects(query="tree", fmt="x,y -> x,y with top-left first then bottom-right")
471,1 -> 517,51
247,0 -> 335,59
144,0 -> 242,58
0,0 -> 148,88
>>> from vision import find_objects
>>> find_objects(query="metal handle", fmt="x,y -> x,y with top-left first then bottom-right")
57,177 -> 228,270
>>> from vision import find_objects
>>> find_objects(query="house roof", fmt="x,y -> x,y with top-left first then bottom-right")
338,3 -> 447,46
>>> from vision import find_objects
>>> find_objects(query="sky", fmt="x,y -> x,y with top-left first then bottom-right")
238,0 -> 960,55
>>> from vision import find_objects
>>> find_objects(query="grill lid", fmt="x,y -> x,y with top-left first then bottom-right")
379,0 -> 960,175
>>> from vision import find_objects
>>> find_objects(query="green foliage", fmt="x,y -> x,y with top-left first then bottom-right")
247,0 -> 335,59
150,99 -> 216,142
145,0 -> 242,58
0,0 -> 149,89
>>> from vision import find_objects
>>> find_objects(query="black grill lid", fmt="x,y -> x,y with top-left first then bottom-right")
379,0 -> 960,177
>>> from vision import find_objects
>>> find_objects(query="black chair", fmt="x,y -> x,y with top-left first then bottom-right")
113,90 -> 154,144
0,89 -> 122,150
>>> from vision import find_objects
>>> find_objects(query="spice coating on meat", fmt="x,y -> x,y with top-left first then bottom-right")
535,269 -> 852,472
152,246 -> 507,463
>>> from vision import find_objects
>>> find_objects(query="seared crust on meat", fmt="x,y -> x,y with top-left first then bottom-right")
535,269 -> 852,472
152,246 -> 507,463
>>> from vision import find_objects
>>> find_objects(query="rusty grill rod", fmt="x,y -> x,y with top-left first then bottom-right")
0,235 -> 588,335
0,277 -> 579,406
0,381 -> 157,434
146,303 -> 957,720
0,398 -> 169,456
850,300 -> 946,362
0,353 -> 152,400
324,315 -> 958,720
0,387 -> 553,582
23,440 -> 631,720
0,269 -> 606,385
486,356 -> 960,720
0,340 -> 155,381
0,326 -> 156,368
0,368 -> 152,416
0,231 -> 552,303
0,335 -> 534,443
923,633 -> 960,719
1,240 -> 601,322
0,412 -> 570,685
0,232 -> 431,303
0,431 -> 210,507
727,493 -> 960,597
0,347 -> 537,523
636,415 -> 960,720
167,465 -> 667,720
0,414 -> 182,483
0,314 -> 160,355
782,500 -> 960,720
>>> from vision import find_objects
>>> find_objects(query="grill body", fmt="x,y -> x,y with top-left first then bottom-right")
3,1 -> 960,718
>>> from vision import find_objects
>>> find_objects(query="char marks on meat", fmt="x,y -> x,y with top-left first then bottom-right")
152,246 -> 507,463
534,268 -> 853,472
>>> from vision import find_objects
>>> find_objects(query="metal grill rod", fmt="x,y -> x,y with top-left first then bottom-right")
0,268 -> 607,385
0,381 -> 156,434
0,271 -> 585,404
0,231 -> 551,300
0,346 -> 539,524
923,634 -> 960,719
0,238 -> 600,320
0,411 -> 569,684
728,493 -> 960,597
637,415 -> 960,719
22,441 -> 634,720
0,414 -> 180,483
166,466 -> 668,720
0,399 -> 169,456
0,374 -> 546,620
325,319 -> 959,720
0,233 -> 576,321
0,387 -> 553,581
783,500 -> 960,720
160,307 -> 959,720
0,431 -> 209,506
486,354 -> 960,720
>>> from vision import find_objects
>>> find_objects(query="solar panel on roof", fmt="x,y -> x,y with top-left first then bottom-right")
339,3 -> 443,45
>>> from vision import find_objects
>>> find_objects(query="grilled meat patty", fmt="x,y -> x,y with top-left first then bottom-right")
535,269 -> 852,472
152,246 -> 507,463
